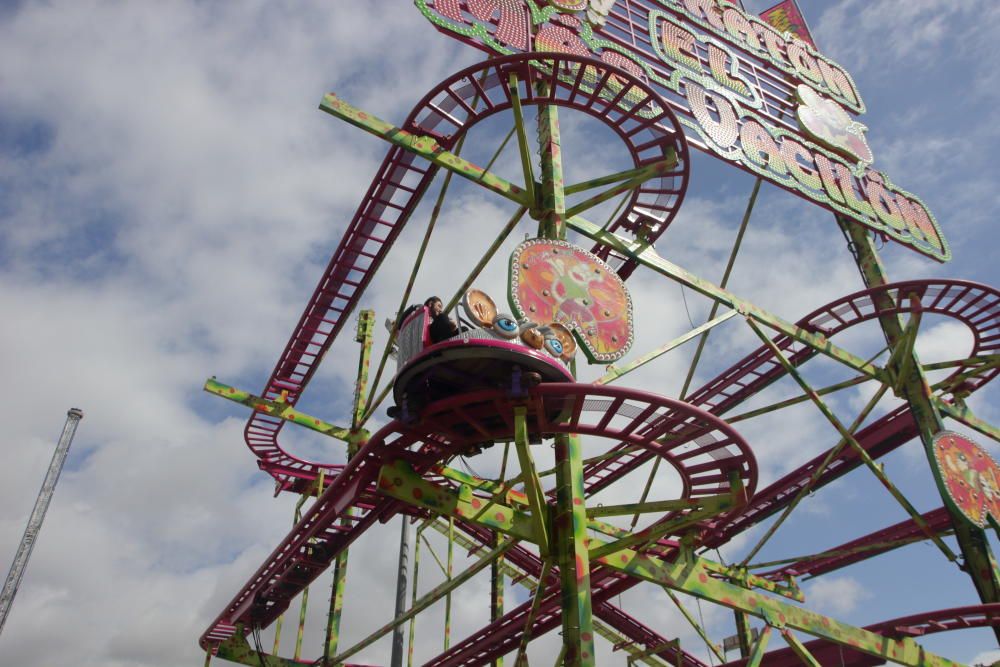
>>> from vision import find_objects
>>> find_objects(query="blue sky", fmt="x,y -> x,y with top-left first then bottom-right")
0,1 -> 998,665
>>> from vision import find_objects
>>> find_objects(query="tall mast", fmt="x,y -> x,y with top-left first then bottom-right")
0,408 -> 84,637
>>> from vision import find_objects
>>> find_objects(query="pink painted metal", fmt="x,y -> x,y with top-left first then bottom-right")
200,382 -> 753,651
717,604 -> 1000,667
240,52 -> 689,492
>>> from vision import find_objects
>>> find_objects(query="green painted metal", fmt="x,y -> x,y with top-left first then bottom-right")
780,628 -> 822,667
444,206 -> 528,315
744,315 -> 959,564
406,522 -> 422,667
733,610 -> 753,660
507,73 -> 537,214
586,494 -> 733,519
352,310 -> 374,430
595,310 -> 737,386
680,178 -> 760,399
552,434 -> 596,667
745,625 -> 773,667
329,540 -> 516,664
513,560 -> 553,667
293,584 -> 308,660
204,378 -> 353,443
513,406 -> 551,556
319,93 -> 530,207
699,559 -> 803,602
589,495 -> 737,560
564,215 -> 890,385
934,397 -> 1000,444
534,94 -> 566,238
215,632 -> 307,667
626,639 -> 678,667
426,519 -> 666,667
491,531 -> 504,667
839,218 -> 1000,629
563,156 -> 676,220
325,315 -> 373,664
444,516 -> 454,651
595,548 -> 961,667
739,382 -> 890,566
661,587 -> 726,663
271,614 -> 283,655
931,356 -> 1000,396
378,460 -> 537,543
726,373 -> 872,424
747,531 -> 955,573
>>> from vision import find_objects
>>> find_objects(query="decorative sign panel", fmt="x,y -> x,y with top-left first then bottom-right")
933,431 -> 1000,528
416,0 -> 949,262
509,239 -> 633,363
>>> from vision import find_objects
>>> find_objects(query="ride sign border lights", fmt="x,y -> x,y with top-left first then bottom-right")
416,0 -> 949,262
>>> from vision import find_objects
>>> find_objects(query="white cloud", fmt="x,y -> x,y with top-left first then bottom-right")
804,576 -> 872,616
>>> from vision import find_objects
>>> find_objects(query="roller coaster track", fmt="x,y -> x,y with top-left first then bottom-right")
208,47 -> 1000,664
580,279 -> 1000,497
716,604 -> 1000,667
205,279 -> 999,661
242,52 -> 689,492
201,383 -> 752,652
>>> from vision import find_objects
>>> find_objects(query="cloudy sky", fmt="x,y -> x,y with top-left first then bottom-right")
1,1 -> 998,665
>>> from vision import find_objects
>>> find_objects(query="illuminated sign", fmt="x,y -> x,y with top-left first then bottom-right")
416,0 -> 949,261
760,0 -> 814,48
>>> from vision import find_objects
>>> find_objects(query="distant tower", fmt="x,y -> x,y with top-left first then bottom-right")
0,408 -> 84,637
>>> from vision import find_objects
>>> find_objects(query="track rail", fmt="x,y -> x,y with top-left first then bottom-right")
716,604 -> 1000,667
243,52 -> 689,490
202,383 -> 750,650
580,279 -> 1000,497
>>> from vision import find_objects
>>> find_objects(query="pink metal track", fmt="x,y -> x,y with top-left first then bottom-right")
211,278 -> 999,661
580,279 -> 1000,497
201,383 -> 752,651
243,52 -> 689,491
717,604 -> 1000,667
761,507 -> 953,581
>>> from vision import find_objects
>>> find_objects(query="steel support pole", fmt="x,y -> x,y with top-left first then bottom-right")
391,517 -> 410,667
0,408 -> 83,638
839,218 -> 1000,640
535,84 -> 595,665
326,311 -> 374,663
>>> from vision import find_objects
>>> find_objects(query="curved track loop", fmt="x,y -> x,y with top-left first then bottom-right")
201,383 -> 750,651
420,383 -> 756,499
581,279 -> 1000,497
717,604 -> 1000,667
242,52 -> 689,490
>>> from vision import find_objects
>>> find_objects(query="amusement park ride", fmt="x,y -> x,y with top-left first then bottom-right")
198,1 -> 1000,665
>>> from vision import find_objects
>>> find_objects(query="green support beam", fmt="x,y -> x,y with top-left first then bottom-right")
839,218 -> 1000,626
320,93 -> 530,208
594,548 -> 961,667
204,378 -> 354,443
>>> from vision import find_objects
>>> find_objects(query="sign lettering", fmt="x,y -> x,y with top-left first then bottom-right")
415,0 -> 949,261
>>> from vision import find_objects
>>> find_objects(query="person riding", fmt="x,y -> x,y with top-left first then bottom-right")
425,296 -> 461,343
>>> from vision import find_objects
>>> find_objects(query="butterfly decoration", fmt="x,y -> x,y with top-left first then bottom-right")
796,84 -> 873,167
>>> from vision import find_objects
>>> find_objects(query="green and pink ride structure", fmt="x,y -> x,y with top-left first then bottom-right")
197,2 -> 1000,665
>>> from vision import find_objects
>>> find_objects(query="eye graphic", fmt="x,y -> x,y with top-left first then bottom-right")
544,336 -> 564,357
492,314 -> 520,338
